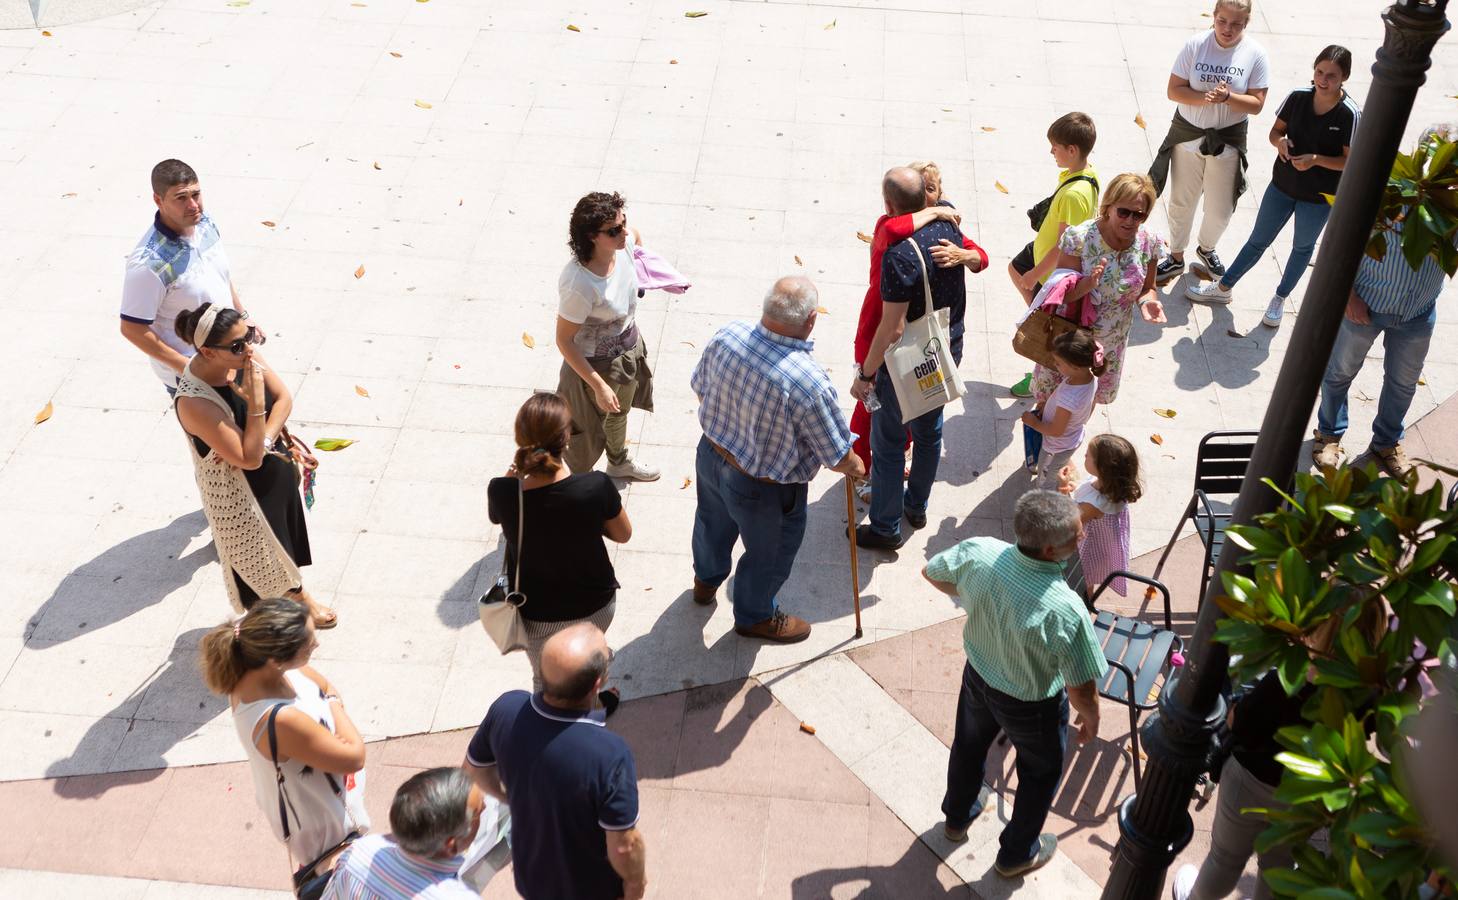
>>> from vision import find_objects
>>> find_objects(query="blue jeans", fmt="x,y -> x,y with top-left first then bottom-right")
868,328 -> 961,538
690,437 -> 809,627
942,661 -> 1069,869
1316,304 -> 1437,449
1220,183 -> 1331,298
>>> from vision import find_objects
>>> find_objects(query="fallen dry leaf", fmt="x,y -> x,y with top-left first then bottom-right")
1150,434 -> 1164,446
452,364 -> 461,369
1418,374 -> 1427,385
413,99 -> 433,109
816,306 -> 829,315
355,385 -> 371,398
372,161 -> 381,170
522,332 -> 536,349
680,340 -> 695,349
350,2 -> 365,6
1134,113 -> 1147,129
40,30 -> 52,36
1225,329 -> 1243,338
669,58 -> 678,64
566,23 -> 581,31
34,401 -> 53,425
226,0 -> 249,6
353,264 -> 366,279
416,0 -> 428,3
389,51 -> 402,58
1153,408 -> 1176,419
794,255 -> 804,266
313,438 -> 355,451
261,220 -> 276,228
684,10 -> 708,17
940,107 -> 953,112
824,18 -> 836,30
981,126 -> 997,132
60,192 -> 77,198
799,722 -> 817,735
995,181 -> 1009,194
681,477 -> 692,489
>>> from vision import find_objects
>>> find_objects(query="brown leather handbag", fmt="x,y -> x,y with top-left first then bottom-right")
1012,293 -> 1089,369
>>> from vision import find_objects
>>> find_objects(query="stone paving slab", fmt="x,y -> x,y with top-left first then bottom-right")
1,0 -> 1456,787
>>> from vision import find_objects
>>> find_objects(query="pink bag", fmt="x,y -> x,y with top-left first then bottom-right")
632,244 -> 691,294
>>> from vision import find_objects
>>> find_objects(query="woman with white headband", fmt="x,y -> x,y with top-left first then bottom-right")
173,302 -> 334,627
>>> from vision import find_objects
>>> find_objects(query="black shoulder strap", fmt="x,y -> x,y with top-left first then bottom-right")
266,703 -> 293,841
1054,174 -> 1099,198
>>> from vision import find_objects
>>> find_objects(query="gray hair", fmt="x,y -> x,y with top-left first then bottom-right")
762,276 -> 818,327
1013,490 -> 1080,550
389,767 -> 474,856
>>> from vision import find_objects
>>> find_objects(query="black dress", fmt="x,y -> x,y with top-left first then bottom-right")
190,383 -> 312,608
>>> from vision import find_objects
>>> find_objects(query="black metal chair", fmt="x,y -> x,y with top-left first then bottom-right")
1086,570 -> 1182,790
1149,430 -> 1259,608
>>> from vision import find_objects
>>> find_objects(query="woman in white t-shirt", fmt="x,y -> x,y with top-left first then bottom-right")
555,191 -> 659,482
201,598 -> 370,877
1152,0 -> 1269,287
1021,330 -> 1105,490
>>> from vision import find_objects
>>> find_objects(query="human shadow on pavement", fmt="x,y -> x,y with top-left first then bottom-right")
1126,275 -> 1196,350
941,381 -> 1015,488
1170,300 -> 1271,393
25,511 -> 210,648
48,627 -> 223,798
789,825 -> 975,898
609,674 -> 775,783
922,468 -> 1028,563
435,544 -> 502,629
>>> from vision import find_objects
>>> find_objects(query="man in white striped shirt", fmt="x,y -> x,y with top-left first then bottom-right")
324,768 -> 484,899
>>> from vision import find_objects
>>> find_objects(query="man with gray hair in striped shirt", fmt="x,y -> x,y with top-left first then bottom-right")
922,490 -> 1107,879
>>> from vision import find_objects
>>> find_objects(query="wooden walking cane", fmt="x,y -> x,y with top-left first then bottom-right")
845,476 -> 863,639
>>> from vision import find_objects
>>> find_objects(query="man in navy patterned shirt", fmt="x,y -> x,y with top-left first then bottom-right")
689,276 -> 865,642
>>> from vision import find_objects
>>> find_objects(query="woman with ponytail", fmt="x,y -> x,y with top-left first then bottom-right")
487,392 -> 632,690
201,599 -> 369,874
172,303 -> 333,628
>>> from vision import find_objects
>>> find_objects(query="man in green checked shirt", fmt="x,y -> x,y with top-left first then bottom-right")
922,490 -> 1107,879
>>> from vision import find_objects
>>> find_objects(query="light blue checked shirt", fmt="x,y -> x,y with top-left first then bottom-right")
691,320 -> 853,484
1353,228 -> 1448,320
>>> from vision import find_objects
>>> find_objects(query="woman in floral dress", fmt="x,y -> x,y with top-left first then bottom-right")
1032,172 -> 1169,406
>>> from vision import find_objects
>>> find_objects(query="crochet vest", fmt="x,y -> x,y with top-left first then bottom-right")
175,361 -> 301,612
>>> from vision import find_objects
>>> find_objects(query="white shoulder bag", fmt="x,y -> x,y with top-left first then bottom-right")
884,238 -> 966,423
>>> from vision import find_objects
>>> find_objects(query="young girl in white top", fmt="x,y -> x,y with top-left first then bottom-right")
201,598 -> 370,875
1062,433 -> 1143,597
1021,329 -> 1106,490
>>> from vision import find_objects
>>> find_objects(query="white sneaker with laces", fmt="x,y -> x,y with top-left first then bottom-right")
1262,294 -> 1287,328
1170,863 -> 1198,900
606,458 -> 660,482
1185,281 -> 1232,304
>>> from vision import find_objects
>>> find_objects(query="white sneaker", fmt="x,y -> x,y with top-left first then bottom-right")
1262,294 -> 1287,328
1185,281 -> 1232,304
1170,863 -> 1198,900
606,458 -> 660,482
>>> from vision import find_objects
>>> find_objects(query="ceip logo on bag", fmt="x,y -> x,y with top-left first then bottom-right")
914,339 -> 946,395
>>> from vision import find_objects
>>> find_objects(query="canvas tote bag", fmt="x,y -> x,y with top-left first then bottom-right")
884,238 -> 965,424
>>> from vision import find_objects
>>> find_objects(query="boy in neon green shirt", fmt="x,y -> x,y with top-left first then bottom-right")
1008,112 -> 1100,397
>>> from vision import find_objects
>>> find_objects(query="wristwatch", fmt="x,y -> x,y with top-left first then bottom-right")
855,364 -> 874,382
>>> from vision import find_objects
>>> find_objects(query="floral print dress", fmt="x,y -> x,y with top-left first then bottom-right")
1032,219 -> 1167,405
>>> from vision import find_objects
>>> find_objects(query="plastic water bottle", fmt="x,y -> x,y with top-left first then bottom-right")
862,391 -> 881,413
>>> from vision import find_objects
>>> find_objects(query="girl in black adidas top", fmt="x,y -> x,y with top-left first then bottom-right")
1185,45 -> 1359,327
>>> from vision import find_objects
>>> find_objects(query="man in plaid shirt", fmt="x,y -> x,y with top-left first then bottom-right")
689,276 -> 866,642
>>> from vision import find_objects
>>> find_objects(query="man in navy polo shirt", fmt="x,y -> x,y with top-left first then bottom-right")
119,159 -> 262,394
850,166 -> 982,550
463,623 -> 646,900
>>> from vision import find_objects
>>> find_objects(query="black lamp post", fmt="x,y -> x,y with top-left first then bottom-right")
1101,1 -> 1450,895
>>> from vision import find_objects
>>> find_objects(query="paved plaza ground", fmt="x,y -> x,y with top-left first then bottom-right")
2,0 -> 1458,895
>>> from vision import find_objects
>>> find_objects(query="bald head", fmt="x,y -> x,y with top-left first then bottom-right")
540,622 -> 611,705
762,275 -> 818,332
882,167 -> 925,216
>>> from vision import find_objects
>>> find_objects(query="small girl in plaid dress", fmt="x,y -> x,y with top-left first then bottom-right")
1060,434 -> 1142,596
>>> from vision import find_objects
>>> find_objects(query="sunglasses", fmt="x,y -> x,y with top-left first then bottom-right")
599,219 -> 627,238
208,325 -> 261,355
1113,206 -> 1148,222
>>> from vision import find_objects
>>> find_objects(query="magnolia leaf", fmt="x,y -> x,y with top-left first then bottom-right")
33,401 -> 53,425
354,385 -> 371,398
824,18 -> 836,30
413,99 -> 433,109
261,220 -> 276,228
1150,433 -> 1164,445
566,24 -> 581,31
856,231 -> 872,243
389,51 -> 402,58
313,438 -> 356,451
1134,113 -> 1146,129
353,264 -> 366,278
684,10 -> 708,17
1275,751 -> 1333,780
681,477 -> 692,489
1153,408 -> 1176,418
522,332 -> 536,349
994,181 -> 1009,194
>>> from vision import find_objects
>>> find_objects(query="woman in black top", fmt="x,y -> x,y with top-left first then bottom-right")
487,392 -> 632,692
173,304 -> 332,627
1185,45 -> 1359,328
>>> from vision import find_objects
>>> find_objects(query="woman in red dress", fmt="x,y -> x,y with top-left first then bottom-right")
850,162 -> 988,500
